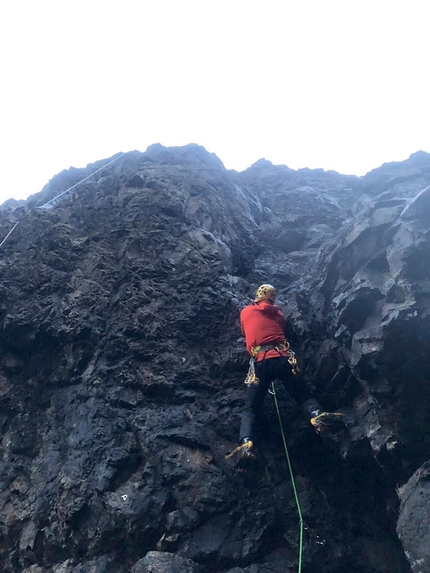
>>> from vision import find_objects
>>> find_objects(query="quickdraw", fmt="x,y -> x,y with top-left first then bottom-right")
244,358 -> 259,386
287,349 -> 300,376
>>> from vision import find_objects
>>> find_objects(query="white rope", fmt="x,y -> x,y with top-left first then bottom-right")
0,221 -> 20,248
39,153 -> 124,209
0,153 -> 124,249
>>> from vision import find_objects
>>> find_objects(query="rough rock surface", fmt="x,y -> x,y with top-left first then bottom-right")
397,461 -> 430,573
0,144 -> 430,572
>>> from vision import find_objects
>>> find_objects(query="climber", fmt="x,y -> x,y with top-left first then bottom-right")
233,284 -> 343,468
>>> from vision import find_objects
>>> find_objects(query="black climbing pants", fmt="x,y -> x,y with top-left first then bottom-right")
239,356 -> 321,443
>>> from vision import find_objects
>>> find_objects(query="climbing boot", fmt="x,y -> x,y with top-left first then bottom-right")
310,411 -> 346,435
236,438 -> 257,471
225,437 -> 257,471
238,437 -> 255,460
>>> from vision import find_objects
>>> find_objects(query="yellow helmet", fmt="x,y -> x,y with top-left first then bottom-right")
254,284 -> 276,303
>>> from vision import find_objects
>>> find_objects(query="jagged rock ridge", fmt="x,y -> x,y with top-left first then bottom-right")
0,144 -> 430,572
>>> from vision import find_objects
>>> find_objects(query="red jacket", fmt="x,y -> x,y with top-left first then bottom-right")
240,300 -> 289,362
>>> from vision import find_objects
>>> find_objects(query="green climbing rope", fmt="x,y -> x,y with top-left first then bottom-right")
270,381 -> 304,573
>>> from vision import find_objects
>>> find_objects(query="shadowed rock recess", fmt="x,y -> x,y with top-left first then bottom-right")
0,144 -> 430,573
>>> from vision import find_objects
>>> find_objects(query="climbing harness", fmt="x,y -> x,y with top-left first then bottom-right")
245,342 -> 290,386
251,340 -> 290,358
0,153 -> 124,250
244,342 -> 300,386
270,380 -> 304,573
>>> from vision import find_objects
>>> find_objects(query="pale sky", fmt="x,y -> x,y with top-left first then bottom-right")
0,1 -> 428,204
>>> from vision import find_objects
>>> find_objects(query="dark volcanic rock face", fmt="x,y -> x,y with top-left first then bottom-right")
0,144 -> 429,572
397,461 -> 430,573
